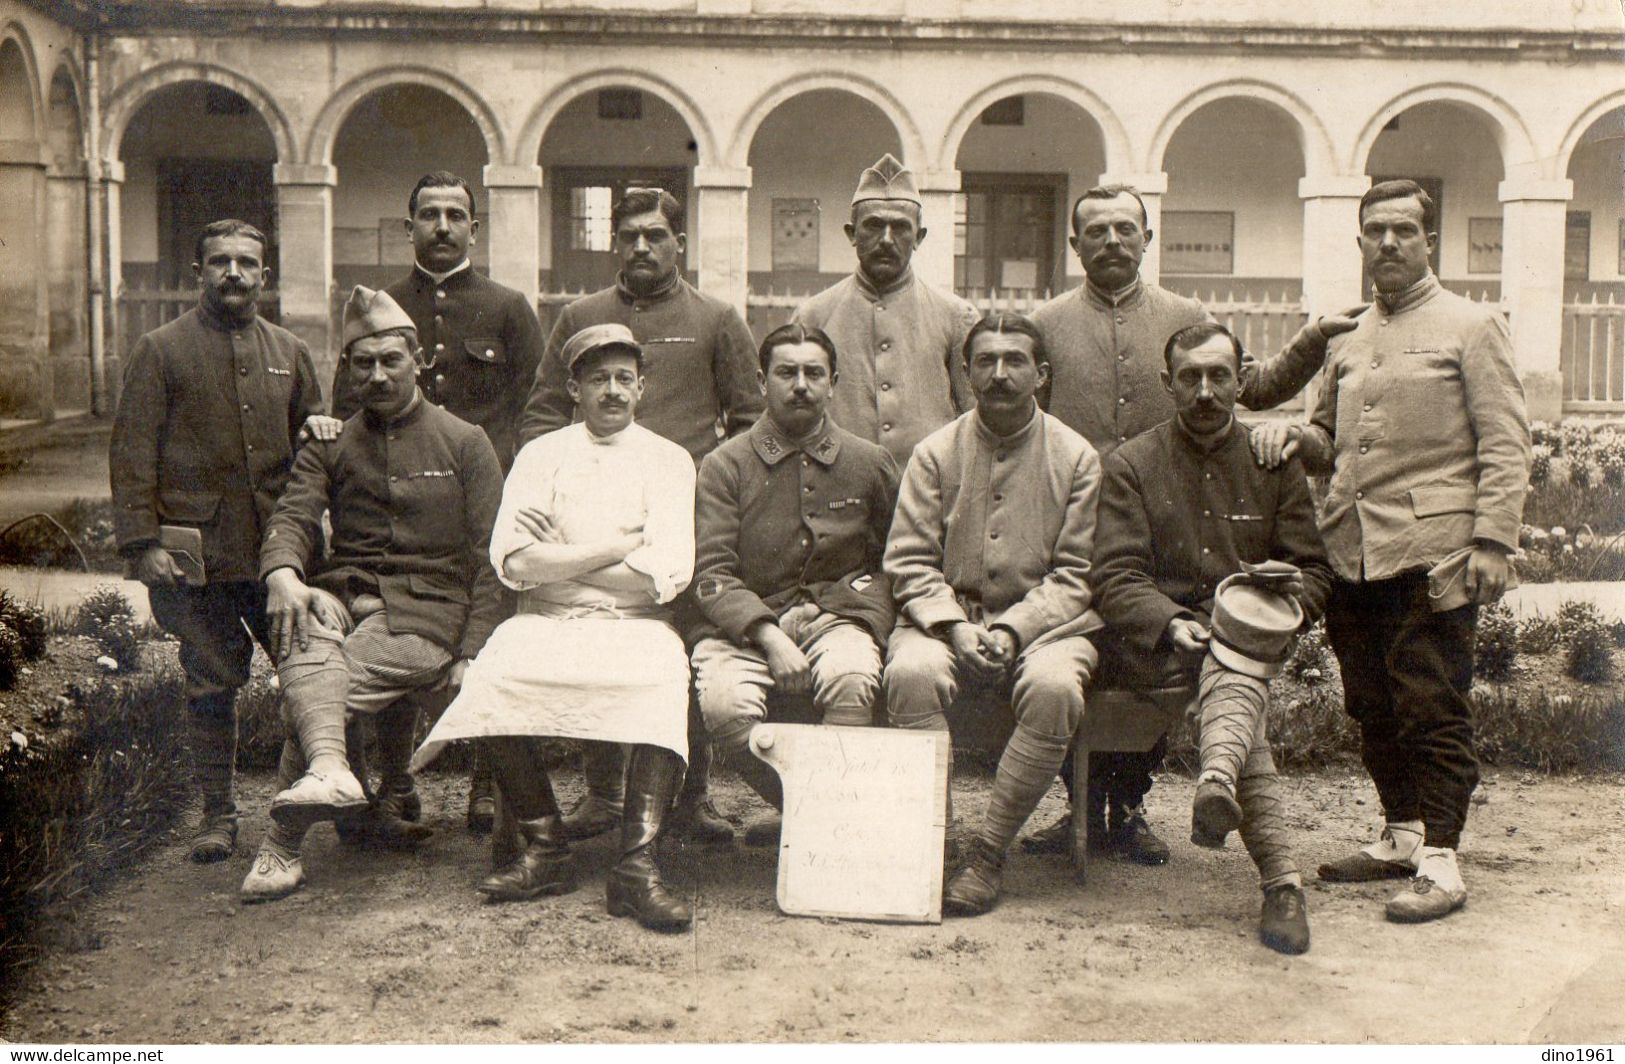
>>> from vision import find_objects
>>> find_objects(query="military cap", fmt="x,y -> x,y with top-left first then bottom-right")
562,322 -> 643,373
341,285 -> 416,350
851,153 -> 922,206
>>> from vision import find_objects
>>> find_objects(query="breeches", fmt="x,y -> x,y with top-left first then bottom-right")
693,609 -> 881,756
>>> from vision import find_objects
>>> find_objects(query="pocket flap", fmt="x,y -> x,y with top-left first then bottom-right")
157,489 -> 222,523
1409,484 -> 1477,518
408,573 -> 469,605
464,338 -> 506,364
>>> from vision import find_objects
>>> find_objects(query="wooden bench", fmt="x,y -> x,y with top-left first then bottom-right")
1067,684 -> 1194,882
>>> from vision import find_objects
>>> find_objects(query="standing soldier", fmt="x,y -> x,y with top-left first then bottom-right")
317,171 -> 544,834
111,219 -> 324,863
1253,179 -> 1530,923
792,154 -> 979,470
519,186 -> 761,847
1024,183 -> 1359,865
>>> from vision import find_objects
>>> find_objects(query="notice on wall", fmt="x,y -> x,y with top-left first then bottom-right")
772,198 -> 821,272
749,723 -> 948,924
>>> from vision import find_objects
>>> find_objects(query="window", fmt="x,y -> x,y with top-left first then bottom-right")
980,96 -> 1025,127
597,89 -> 643,121
1566,212 -> 1591,281
954,174 -> 1062,295
569,185 -> 615,252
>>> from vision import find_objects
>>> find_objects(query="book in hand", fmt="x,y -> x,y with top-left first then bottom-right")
159,525 -> 207,586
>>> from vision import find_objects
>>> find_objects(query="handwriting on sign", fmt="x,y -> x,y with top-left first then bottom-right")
750,724 -> 949,924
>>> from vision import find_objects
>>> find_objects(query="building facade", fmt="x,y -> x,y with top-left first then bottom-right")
2,0 -> 1622,420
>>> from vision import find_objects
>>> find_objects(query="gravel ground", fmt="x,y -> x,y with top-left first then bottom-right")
3,766 -> 1623,1045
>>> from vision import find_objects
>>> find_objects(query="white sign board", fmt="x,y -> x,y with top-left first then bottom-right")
749,724 -> 949,924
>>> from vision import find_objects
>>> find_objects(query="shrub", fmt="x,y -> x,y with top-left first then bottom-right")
0,591 -> 49,662
0,624 -> 21,691
1476,688 -> 1625,772
1518,613 -> 1562,655
1528,445 -> 1552,487
1558,600 -> 1615,684
73,584 -> 135,636
1474,601 -> 1519,682
1283,622 -> 1333,687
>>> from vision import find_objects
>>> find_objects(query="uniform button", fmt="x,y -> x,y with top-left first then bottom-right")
1118,355 -> 1126,362
1202,547 -> 1210,554
435,289 -> 446,299
1203,509 -> 1212,517
996,453 -> 1006,462
241,403 -> 250,412
806,513 -> 815,521
1379,318 -> 1388,326
1118,397 -> 1126,405
1362,403 -> 1372,412
1359,444 -> 1369,454
434,314 -> 443,324
485,349 -> 494,358
880,382 -> 891,391
436,374 -> 446,384
435,342 -> 446,352
1355,491 -> 1365,500
1204,473 -> 1213,480
802,457 -> 810,467
803,485 -> 813,494
1116,317 -> 1125,325
882,423 -> 892,432
239,366 -> 248,375
1118,435 -> 1127,442
389,475 -> 398,482
880,342 -> 892,352
989,532 -> 999,541
876,305 -> 885,312
993,493 -> 1003,502
246,444 -> 254,452
1369,361 -> 1379,369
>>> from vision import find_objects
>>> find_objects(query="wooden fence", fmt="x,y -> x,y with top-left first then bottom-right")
1562,291 -> 1625,413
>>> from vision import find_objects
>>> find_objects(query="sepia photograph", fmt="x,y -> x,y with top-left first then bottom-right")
0,0 -> 1622,1048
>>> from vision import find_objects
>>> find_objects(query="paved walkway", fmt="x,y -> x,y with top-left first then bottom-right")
0,413 -> 112,529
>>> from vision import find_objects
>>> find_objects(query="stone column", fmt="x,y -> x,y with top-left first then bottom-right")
273,162 -> 337,384
1099,170 -> 1168,285
482,163 -> 542,307
47,160 -> 90,412
0,140 -> 51,418
102,159 -> 125,408
914,168 -> 961,294
692,165 -> 752,316
1298,174 -> 1369,321
1500,177 -> 1573,422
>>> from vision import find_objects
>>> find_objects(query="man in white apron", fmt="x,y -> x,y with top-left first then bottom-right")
416,323 -> 699,931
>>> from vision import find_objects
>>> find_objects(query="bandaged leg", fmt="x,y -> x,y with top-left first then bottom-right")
186,691 -> 239,820
276,630 -> 350,776
1236,712 -> 1301,891
1196,656 -> 1269,790
980,638 -> 1091,854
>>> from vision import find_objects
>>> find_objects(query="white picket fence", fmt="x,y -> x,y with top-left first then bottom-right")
1562,290 -> 1625,412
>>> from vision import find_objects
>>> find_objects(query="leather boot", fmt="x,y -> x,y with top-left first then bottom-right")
606,745 -> 692,932
466,748 -> 495,834
668,733 -> 736,845
477,815 -> 576,901
943,837 -> 1006,917
560,741 -> 626,840
734,750 -> 783,849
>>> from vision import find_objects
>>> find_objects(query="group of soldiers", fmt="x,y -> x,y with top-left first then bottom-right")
110,154 -> 1530,955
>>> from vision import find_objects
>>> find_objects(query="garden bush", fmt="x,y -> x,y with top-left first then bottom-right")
0,591 -> 49,662
1558,600 -> 1615,684
1474,601 -> 1519,682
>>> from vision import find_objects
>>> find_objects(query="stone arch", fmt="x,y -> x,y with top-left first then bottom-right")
0,22 -> 44,142
1352,84 -> 1536,177
46,61 -> 84,169
727,71 -> 926,169
308,66 -> 505,166
518,69 -> 716,168
940,75 -> 1131,174
103,62 -> 293,163
1150,79 -> 1336,177
1556,90 -> 1625,178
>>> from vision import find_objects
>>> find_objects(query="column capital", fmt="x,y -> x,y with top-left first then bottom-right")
1098,171 -> 1168,195
914,168 -> 961,193
1298,174 -> 1370,199
48,159 -> 89,180
1498,178 -> 1573,204
693,165 -> 752,190
102,159 -> 125,184
483,163 -> 542,189
273,162 -> 338,188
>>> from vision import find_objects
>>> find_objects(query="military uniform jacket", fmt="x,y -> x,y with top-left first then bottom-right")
1092,417 -> 1333,657
1296,274 -> 1530,583
693,416 -> 900,646
517,274 -> 762,463
111,302 -> 324,584
259,397 -> 505,658
330,264 -> 544,472
885,408 -> 1103,652
1033,278 -> 1329,458
792,269 -> 979,469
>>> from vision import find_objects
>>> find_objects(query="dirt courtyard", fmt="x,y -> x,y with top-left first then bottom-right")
3,766 -> 1623,1045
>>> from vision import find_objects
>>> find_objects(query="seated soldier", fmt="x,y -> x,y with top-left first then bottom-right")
690,324 -> 900,840
1091,322 -> 1333,954
883,312 -> 1104,917
412,324 -> 699,932
241,286 -> 504,902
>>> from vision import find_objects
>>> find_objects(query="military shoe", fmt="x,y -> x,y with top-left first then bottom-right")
1386,848 -> 1467,924
943,839 -> 1006,917
240,847 -> 305,904
1109,804 -> 1170,865
269,768 -> 369,832
1259,884 -> 1310,954
1190,779 -> 1244,850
